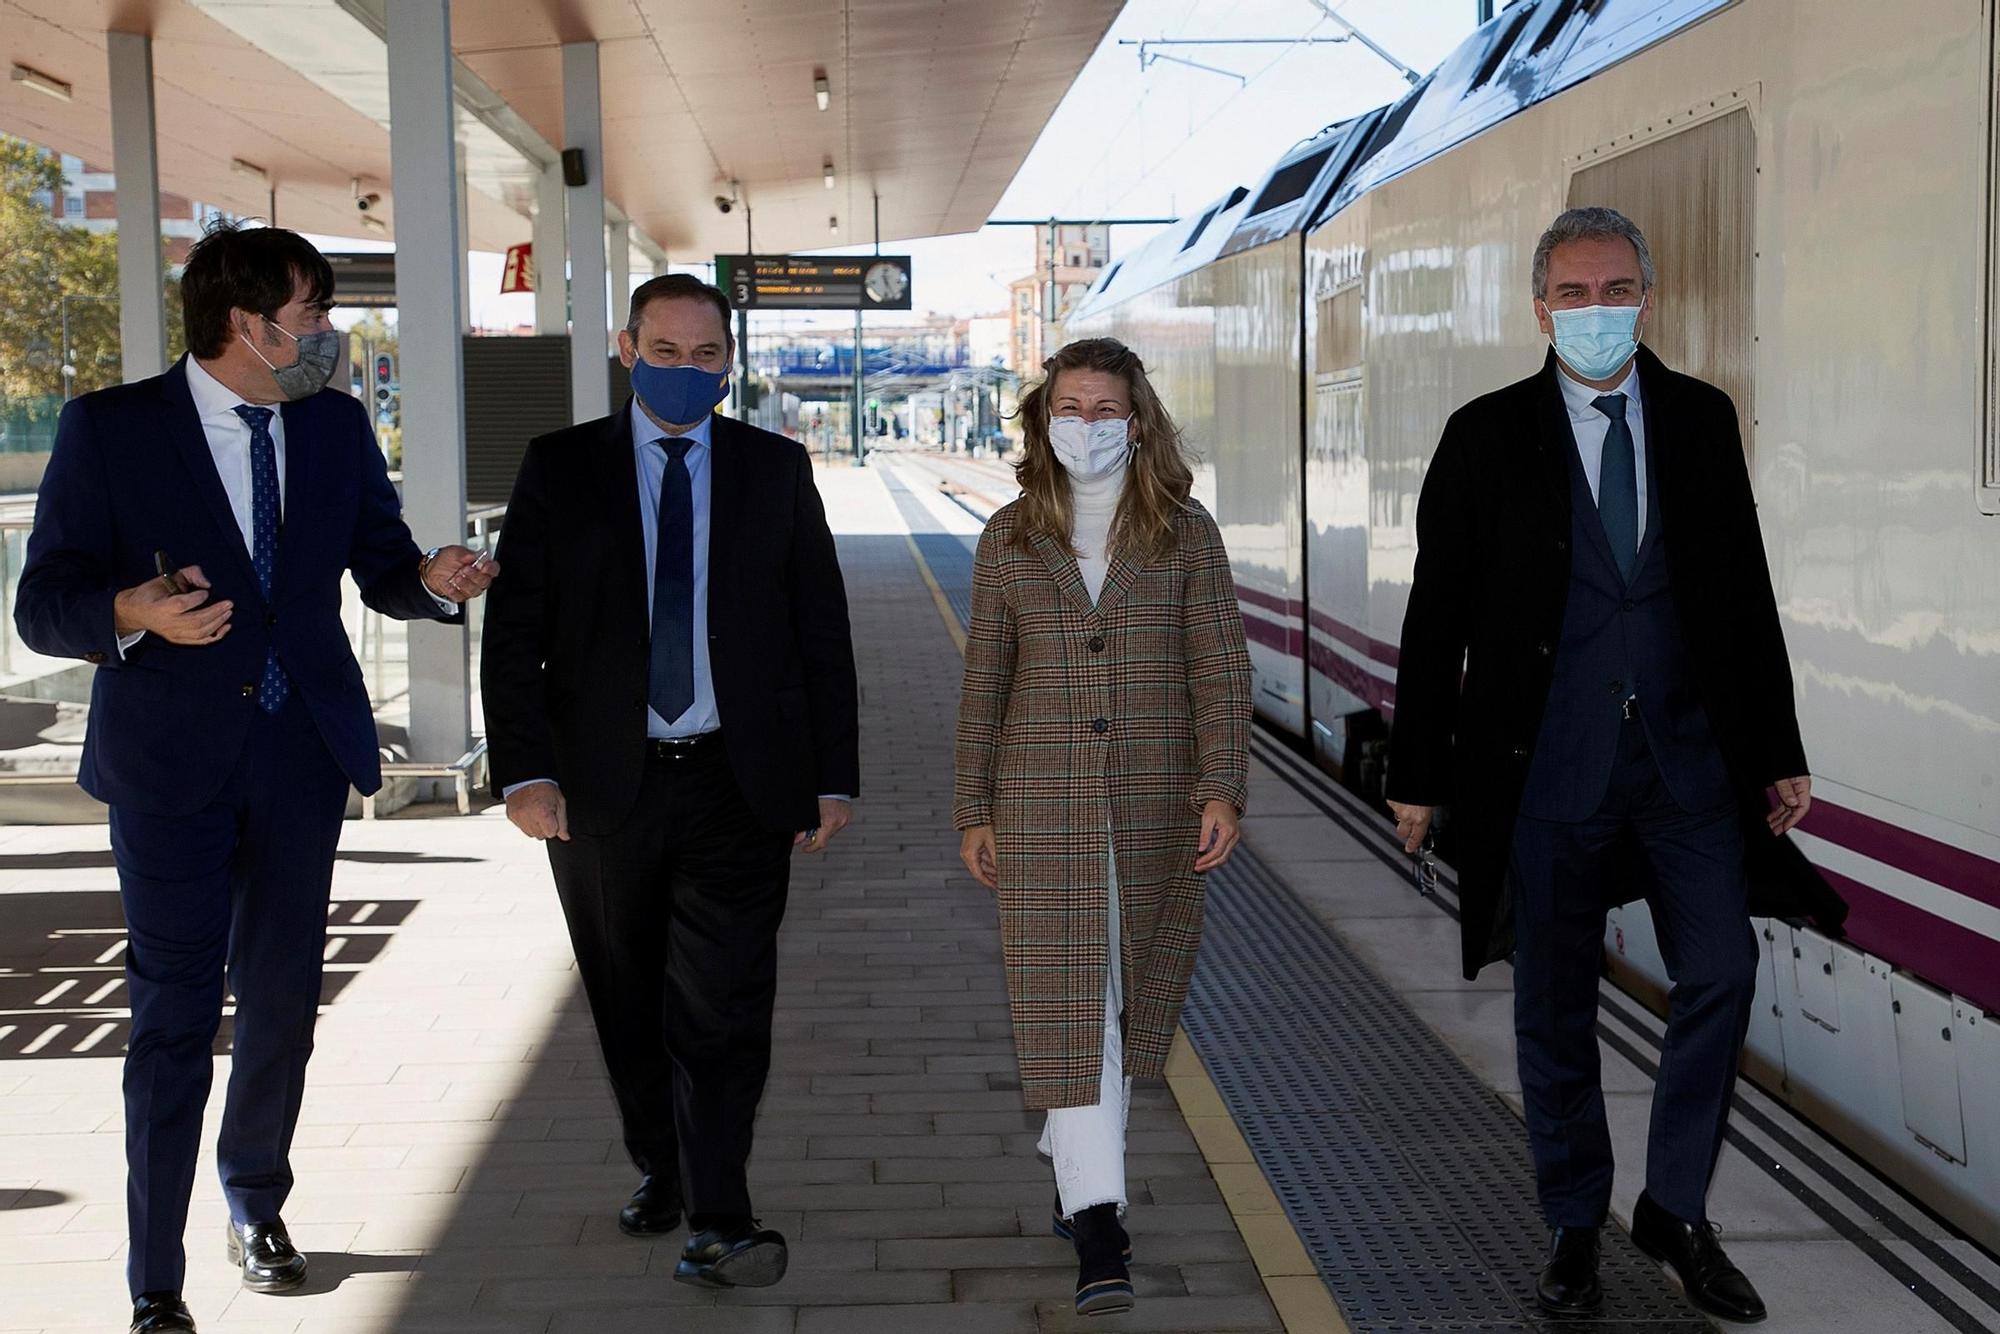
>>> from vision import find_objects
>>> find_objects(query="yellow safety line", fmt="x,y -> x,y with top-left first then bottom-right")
904,531 -> 968,654
901,520 -> 1344,1334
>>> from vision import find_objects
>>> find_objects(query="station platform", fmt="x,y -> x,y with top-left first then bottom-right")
1,455 -> 1996,1334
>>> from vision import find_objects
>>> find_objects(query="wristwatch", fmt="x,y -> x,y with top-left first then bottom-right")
420,545 -> 443,579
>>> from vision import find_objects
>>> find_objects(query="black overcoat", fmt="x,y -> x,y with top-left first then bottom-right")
1385,347 -> 1846,979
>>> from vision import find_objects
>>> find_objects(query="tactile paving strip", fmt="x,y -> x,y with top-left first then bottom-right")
879,466 -> 977,628
1185,845 -> 1707,1330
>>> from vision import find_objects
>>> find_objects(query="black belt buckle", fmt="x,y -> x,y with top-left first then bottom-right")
1620,696 -> 1640,723
649,732 -> 717,761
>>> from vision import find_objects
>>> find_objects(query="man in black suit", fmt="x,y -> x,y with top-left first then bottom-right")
1385,208 -> 1840,1324
481,273 -> 859,1289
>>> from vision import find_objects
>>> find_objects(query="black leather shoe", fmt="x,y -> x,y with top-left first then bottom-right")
617,1174 -> 684,1236
225,1218 -> 307,1293
673,1219 -> 789,1289
130,1291 -> 196,1332
1067,1202 -> 1135,1317
1631,1191 -> 1768,1323
1535,1225 -> 1602,1315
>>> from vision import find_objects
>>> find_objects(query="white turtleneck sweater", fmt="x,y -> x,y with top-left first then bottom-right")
1069,457 -> 1129,604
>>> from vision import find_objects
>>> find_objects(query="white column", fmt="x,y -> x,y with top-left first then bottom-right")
106,32 -> 167,380
387,0 -> 471,763
532,160 -> 567,336
608,219 -> 631,333
563,41 -> 609,421
456,128 -> 473,332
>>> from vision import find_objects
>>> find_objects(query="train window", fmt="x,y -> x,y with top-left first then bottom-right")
1527,0 -> 1584,58
1568,107 -> 1755,453
1248,145 -> 1336,216
1180,207 -> 1221,253
1468,4 -> 1536,93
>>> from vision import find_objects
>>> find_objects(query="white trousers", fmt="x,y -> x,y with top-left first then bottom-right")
1038,838 -> 1133,1217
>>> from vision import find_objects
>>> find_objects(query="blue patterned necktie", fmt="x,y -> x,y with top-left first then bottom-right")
647,436 -> 695,724
232,405 -> 290,713
1592,393 -> 1638,582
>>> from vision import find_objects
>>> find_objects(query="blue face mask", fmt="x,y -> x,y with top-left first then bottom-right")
1545,302 -> 1643,381
630,359 -> 729,426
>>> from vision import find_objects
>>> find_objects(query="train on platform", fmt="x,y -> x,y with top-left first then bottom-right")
1066,0 -> 2000,1251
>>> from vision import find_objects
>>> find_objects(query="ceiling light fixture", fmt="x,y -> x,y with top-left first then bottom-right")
231,158 -> 269,184
823,158 -> 836,190
828,215 -> 839,236
360,214 -> 387,235
813,70 -> 830,112
10,64 -> 73,102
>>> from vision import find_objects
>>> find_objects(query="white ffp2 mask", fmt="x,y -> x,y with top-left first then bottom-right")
1048,415 -> 1135,480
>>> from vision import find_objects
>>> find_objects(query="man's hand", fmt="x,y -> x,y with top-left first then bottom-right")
1768,775 -> 1812,836
422,545 -> 499,604
1387,800 -> 1434,854
795,797 -> 852,853
113,565 -> 232,645
1193,799 -> 1241,873
506,782 -> 569,841
959,825 -> 999,890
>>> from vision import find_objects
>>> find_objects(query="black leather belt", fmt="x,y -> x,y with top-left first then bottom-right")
647,731 -> 723,761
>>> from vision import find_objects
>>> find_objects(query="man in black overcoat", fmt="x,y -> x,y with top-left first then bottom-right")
1385,207 -> 1844,1324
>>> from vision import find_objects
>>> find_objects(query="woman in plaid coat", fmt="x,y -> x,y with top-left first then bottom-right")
952,338 -> 1253,1317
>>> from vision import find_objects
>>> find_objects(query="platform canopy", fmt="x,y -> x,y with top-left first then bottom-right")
1,0 -> 1122,258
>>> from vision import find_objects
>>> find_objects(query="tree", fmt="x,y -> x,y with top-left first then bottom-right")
0,135 -> 187,410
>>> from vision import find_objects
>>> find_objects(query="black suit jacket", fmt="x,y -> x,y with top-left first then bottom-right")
1385,347 -> 1844,977
480,405 -> 860,836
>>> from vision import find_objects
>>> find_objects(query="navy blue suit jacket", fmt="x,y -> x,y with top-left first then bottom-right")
14,358 -> 460,816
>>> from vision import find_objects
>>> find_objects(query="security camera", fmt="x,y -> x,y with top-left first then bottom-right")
356,191 -> 382,212
714,195 -> 735,215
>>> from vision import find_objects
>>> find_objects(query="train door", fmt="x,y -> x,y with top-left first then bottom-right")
1565,104 -> 1757,451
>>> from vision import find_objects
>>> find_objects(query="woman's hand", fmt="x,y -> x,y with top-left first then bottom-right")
1193,799 -> 1241,873
960,825 -> 999,891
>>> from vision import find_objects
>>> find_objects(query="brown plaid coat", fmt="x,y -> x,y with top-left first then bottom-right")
952,498 -> 1253,1110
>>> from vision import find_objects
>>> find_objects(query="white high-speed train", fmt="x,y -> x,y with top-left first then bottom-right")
1068,0 -> 2000,1251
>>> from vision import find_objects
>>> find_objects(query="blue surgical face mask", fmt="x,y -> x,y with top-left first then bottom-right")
1545,301 -> 1643,381
630,358 -> 729,426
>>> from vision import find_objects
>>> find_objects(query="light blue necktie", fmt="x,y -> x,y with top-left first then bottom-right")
232,405 -> 290,713
1592,393 -> 1638,583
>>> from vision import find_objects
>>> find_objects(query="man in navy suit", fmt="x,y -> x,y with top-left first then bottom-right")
14,222 -> 495,1334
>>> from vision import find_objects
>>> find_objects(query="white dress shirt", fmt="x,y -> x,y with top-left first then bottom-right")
1557,359 -> 1647,545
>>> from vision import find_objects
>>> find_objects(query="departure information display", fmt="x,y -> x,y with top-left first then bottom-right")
716,254 -> 913,311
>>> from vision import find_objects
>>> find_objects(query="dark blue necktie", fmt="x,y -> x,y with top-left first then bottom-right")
232,405 -> 289,713
648,436 -> 695,724
1593,393 -> 1638,582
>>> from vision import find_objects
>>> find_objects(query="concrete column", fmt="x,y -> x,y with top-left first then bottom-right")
563,41 -> 609,421
456,128 -> 473,332
105,32 -> 167,380
386,0 -> 471,763
608,219 -> 631,332
532,160 -> 567,336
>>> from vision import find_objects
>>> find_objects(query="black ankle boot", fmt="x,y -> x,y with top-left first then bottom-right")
1067,1202 -> 1134,1317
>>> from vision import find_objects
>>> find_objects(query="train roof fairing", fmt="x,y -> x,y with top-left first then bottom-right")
1219,108 -> 1389,259
1321,0 -> 1741,219
1068,184 -> 1254,323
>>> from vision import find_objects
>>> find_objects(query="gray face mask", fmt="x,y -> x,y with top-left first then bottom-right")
248,317 -> 341,401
